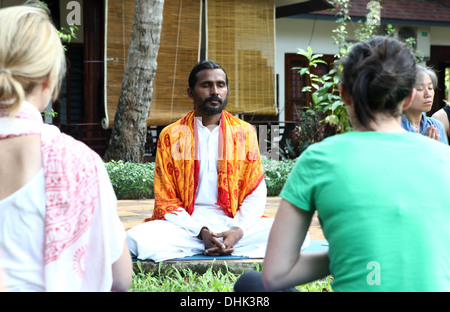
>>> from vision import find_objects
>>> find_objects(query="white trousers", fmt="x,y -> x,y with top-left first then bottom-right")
126,217 -> 310,262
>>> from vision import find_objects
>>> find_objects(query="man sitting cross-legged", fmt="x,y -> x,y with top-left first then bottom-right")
126,60 -> 310,262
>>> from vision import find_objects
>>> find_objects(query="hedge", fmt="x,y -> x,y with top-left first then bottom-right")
104,156 -> 297,200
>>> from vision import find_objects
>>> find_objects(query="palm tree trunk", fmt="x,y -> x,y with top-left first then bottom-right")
103,0 -> 164,162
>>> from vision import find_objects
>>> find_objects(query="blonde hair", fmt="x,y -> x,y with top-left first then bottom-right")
0,0 -> 66,116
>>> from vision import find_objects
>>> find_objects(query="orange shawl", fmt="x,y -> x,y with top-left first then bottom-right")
148,110 -> 264,221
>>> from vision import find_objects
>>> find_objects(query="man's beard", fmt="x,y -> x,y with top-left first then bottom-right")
198,95 -> 228,116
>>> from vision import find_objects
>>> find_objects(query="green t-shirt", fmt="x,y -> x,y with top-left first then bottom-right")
280,131 -> 450,292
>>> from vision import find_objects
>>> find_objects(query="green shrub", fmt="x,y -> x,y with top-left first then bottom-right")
105,157 -> 296,200
261,156 -> 297,196
104,160 -> 155,199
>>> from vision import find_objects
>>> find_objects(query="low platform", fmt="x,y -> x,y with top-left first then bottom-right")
132,240 -> 329,275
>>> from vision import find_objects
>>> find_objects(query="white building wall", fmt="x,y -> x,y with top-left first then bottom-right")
430,26 -> 450,46
275,17 -> 339,122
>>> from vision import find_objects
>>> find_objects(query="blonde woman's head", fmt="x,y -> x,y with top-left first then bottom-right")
0,1 -> 66,116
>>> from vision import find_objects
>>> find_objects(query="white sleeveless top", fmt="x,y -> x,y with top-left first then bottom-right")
0,168 -> 46,291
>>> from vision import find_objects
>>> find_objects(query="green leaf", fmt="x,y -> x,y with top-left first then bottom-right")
297,48 -> 309,59
299,67 -> 309,76
310,58 -> 327,65
306,109 -> 316,116
322,82 -> 334,90
325,114 -> 339,126
312,93 -> 323,105
332,100 -> 345,111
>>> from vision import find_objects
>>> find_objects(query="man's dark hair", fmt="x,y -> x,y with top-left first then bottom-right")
188,60 -> 229,90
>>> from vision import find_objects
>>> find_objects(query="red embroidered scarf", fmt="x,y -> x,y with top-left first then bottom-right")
0,102 -> 111,291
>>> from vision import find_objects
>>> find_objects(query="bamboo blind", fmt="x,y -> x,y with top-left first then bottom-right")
104,0 -> 135,129
104,0 -> 276,129
207,0 -> 277,116
104,0 -> 201,128
148,0 -> 201,126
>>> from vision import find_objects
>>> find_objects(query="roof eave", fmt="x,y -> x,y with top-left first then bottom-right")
276,0 -> 333,18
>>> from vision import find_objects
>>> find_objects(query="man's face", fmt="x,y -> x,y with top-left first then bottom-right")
188,68 -> 228,116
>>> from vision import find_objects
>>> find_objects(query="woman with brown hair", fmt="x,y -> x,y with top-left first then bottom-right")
236,36 -> 450,292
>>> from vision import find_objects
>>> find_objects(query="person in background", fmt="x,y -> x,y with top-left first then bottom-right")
0,1 -> 132,291
401,65 -> 447,144
431,104 -> 450,144
237,36 -> 450,292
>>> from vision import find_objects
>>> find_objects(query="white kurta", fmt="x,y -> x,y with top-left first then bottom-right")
126,118 -> 310,262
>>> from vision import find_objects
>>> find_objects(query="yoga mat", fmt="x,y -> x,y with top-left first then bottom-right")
304,239 -> 329,252
132,240 -> 329,262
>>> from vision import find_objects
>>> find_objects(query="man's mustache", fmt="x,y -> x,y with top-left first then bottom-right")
203,96 -> 223,105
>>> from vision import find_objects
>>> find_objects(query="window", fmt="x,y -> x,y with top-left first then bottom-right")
284,53 -> 335,122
